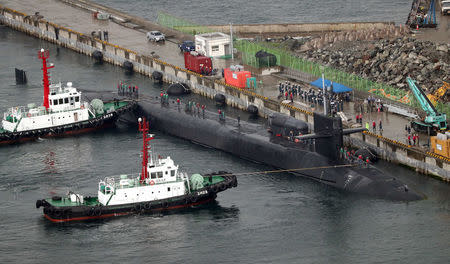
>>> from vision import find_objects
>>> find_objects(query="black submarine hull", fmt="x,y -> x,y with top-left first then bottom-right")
137,100 -> 423,201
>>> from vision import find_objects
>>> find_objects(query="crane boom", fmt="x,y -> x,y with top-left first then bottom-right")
406,77 -> 447,131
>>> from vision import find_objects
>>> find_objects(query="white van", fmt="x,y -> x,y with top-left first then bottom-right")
442,0 -> 450,15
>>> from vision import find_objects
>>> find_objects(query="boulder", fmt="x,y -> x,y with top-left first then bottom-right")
436,44 -> 448,53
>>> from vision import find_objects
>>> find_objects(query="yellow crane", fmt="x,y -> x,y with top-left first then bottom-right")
427,81 -> 450,105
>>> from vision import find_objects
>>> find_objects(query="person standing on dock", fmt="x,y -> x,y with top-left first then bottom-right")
372,120 -> 376,132
378,120 -> 383,132
201,105 -> 205,119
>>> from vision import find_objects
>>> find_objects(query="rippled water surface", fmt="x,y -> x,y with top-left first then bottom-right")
93,0 -> 412,25
0,26 -> 449,264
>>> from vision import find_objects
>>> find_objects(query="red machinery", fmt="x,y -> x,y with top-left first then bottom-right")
224,67 -> 251,88
184,52 -> 212,75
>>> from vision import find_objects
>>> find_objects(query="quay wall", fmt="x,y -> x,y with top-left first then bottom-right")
0,5 -> 448,182
182,22 -> 394,36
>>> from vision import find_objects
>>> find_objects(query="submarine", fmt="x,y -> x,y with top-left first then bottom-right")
131,94 -> 422,201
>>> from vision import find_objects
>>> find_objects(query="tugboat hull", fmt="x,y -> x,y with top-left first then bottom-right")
37,175 -> 237,223
1,101 -> 136,145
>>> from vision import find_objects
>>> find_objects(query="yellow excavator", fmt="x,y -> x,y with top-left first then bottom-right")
427,81 -> 450,106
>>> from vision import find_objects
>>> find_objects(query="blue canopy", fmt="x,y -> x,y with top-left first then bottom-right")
310,78 -> 352,93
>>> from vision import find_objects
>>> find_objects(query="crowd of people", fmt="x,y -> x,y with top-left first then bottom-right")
277,81 -> 351,115
117,82 -> 139,98
405,125 -> 420,146
339,147 -> 371,166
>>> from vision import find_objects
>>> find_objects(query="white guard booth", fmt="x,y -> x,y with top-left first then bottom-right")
194,32 -> 231,58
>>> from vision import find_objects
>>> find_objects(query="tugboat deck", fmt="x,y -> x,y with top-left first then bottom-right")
47,196 -> 100,207
100,101 -> 130,117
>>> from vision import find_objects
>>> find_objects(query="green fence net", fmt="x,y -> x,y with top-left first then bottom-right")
157,12 -> 449,117
157,12 -> 215,35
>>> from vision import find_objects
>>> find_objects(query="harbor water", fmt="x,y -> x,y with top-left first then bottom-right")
0,25 -> 449,264
93,0 -> 412,25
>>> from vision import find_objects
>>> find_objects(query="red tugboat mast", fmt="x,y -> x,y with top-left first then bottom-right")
139,117 -> 153,183
38,49 -> 54,110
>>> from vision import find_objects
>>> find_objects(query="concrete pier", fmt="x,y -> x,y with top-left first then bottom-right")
0,0 -> 448,182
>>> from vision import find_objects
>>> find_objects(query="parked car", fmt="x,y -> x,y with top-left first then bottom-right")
179,40 -> 195,52
442,1 -> 450,15
146,31 -> 165,42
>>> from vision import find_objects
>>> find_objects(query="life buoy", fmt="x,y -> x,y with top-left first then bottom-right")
149,180 -> 155,186
27,113 -> 31,117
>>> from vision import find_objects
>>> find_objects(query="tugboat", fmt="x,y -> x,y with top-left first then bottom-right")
36,118 -> 237,222
0,49 -> 135,145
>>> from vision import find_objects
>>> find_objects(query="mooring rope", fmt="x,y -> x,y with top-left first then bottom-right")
214,164 -> 358,177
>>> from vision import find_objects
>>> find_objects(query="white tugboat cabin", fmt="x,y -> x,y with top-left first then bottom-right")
97,155 -> 190,206
97,117 -> 192,206
2,82 -> 91,132
1,49 -> 92,133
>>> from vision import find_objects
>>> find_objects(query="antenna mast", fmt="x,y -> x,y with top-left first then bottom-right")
138,117 -> 153,183
38,49 -> 54,110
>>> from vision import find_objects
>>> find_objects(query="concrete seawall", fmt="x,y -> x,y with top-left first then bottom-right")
0,4 -> 448,182
186,22 -> 395,37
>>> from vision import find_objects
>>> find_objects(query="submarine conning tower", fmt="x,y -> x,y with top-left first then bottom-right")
313,113 -> 343,161
291,113 -> 367,161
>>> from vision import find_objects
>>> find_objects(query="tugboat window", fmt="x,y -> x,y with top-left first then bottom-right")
171,170 -> 175,176
167,187 -> 171,191
64,98 -> 69,104
151,172 -> 156,179
59,99 -> 63,104
157,172 -> 163,178
75,97 -> 80,102
53,99 -> 58,105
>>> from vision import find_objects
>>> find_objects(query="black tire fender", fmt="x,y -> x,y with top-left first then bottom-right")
144,203 -> 152,210
94,207 -> 102,216
134,203 -> 142,212
232,177 -> 238,188
54,209 -> 62,217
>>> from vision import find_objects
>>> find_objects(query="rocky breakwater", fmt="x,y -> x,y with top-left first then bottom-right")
297,28 -> 449,94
